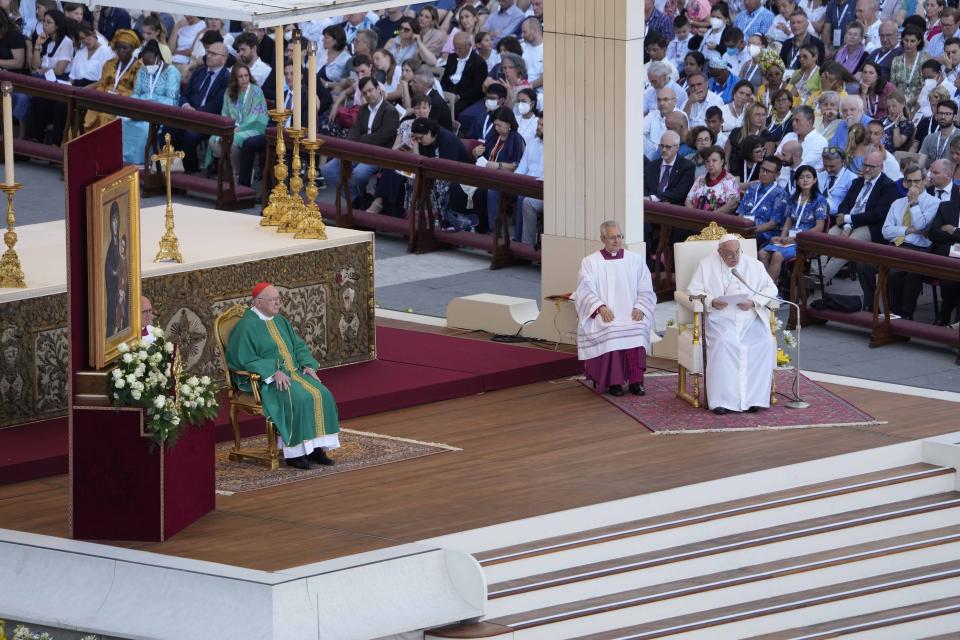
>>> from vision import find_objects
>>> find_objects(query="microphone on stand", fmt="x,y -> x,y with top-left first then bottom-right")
730,268 -> 810,409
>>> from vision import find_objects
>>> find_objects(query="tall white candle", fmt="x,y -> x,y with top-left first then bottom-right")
2,85 -> 13,185
307,44 -> 317,142
274,25 -> 284,111
292,32 -> 302,130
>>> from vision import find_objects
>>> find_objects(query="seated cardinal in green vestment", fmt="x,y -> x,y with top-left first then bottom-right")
226,282 -> 340,470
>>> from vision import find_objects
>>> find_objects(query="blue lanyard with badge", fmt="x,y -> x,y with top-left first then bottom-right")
833,3 -> 850,47
790,198 -> 810,236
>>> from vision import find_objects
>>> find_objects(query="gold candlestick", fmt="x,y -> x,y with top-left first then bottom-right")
278,127 -> 306,233
261,109 -> 292,226
152,133 -> 186,263
0,182 -> 24,288
295,140 -> 328,240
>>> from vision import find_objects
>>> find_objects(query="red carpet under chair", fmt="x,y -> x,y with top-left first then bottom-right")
584,370 -> 882,433
0,327 -> 581,485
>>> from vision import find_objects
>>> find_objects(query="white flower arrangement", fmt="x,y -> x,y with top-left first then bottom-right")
2,621 -> 99,640
108,331 -> 220,447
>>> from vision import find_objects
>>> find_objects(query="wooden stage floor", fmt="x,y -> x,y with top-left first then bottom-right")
1,320 -> 956,572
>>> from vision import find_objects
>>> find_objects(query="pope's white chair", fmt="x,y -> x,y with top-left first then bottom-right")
673,222 -> 779,409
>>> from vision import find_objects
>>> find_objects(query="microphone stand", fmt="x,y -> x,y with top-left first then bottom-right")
731,268 -> 810,409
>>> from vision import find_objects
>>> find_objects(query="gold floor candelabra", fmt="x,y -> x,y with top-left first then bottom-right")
153,134 -> 186,263
261,109 -> 292,227
295,140 -> 328,240
278,128 -> 307,233
0,183 -> 24,288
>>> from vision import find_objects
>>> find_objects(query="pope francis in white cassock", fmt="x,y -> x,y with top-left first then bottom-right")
686,235 -> 778,415
575,221 -> 657,396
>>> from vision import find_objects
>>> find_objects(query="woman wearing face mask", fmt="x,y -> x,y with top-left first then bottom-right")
472,107 -> 527,234
121,39 -> 180,164
834,21 -> 866,75
891,25 -> 929,109
702,6 -> 729,63
738,35 -> 766,88
859,61 -> 894,120
515,87 -> 538,146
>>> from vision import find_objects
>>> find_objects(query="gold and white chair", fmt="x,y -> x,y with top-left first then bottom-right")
673,222 -> 779,408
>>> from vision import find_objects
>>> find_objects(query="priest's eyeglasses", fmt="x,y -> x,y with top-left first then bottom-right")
718,248 -> 742,258
604,234 -> 624,239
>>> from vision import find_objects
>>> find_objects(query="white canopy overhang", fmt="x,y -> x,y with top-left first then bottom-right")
77,0 -> 403,28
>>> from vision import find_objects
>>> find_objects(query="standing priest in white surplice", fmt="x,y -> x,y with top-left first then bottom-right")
686,235 -> 778,415
575,221 -> 656,397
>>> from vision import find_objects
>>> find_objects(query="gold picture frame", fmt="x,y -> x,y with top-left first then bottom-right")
87,165 -> 141,369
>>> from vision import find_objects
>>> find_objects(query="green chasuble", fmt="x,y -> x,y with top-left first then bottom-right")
225,309 -> 340,447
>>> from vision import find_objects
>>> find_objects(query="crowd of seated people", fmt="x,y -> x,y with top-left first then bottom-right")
1,1 -> 547,246
643,0 -> 960,327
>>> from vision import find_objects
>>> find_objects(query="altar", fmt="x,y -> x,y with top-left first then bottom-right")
0,205 -> 375,428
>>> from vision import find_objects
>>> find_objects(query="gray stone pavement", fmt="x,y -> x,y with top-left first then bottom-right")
8,157 -> 958,391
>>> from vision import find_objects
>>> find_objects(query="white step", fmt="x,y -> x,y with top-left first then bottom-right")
666,575 -> 960,640
508,542 -> 960,640
487,495 -> 960,617
564,562 -> 960,640
483,467 -> 955,584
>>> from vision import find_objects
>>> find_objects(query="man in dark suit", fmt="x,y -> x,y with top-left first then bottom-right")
441,32 -> 488,118
320,77 -> 399,204
927,159 -> 960,203
412,68 -> 454,132
643,131 -> 695,205
171,42 -> 230,173
643,129 -> 696,259
818,150 -> 899,284
930,199 -> 960,324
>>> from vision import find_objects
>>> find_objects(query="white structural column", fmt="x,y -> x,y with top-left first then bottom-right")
445,0 -> 645,342
522,0 -> 646,342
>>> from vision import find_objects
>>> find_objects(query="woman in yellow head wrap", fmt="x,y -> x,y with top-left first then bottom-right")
83,29 -> 142,131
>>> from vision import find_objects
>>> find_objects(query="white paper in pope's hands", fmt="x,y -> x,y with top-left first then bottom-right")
718,294 -> 750,305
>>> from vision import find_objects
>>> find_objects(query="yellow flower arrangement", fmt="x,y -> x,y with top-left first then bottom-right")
777,348 -> 792,366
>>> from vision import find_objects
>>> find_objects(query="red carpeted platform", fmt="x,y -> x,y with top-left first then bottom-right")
0,327 -> 581,485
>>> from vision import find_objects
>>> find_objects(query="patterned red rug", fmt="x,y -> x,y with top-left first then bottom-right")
583,370 -> 883,434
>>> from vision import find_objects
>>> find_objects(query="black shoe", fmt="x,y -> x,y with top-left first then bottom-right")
934,319 -> 949,326
285,455 -> 311,470
308,449 -> 336,466
713,407 -> 729,415
629,383 -> 645,396
609,384 -> 625,397
748,406 -> 762,413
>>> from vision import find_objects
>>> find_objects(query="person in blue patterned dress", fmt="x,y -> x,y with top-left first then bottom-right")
760,164 -> 829,283
736,154 -> 790,249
